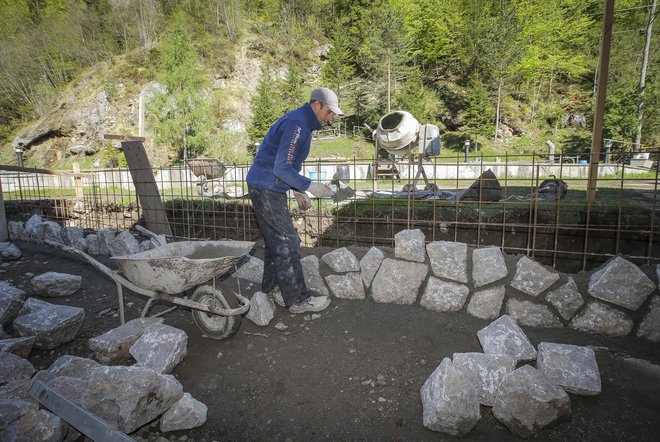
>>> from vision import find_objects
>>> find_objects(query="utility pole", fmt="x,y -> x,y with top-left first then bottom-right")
587,0 -> 614,203
634,0 -> 657,152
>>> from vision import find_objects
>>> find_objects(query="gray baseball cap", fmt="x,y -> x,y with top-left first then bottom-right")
310,87 -> 344,115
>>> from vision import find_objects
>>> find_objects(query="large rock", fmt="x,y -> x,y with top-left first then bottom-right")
109,231 -> 141,256
129,324 -> 188,374
477,315 -> 537,363
24,214 -> 44,241
30,272 -> 82,298
60,226 -> 85,246
492,365 -> 571,438
48,365 -> 184,434
420,278 -> 469,312
159,392 -> 208,432
359,246 -> 384,289
426,241 -> 468,283
246,291 -> 275,326
569,301 -> 634,337
13,299 -> 85,349
39,221 -> 63,244
0,289 -> 26,326
587,256 -> 655,310
325,272 -> 365,299
0,351 -> 35,384
420,357 -> 481,436
42,355 -> 101,382
235,255 -> 264,283
85,233 -> 101,255
394,229 -> 426,263
8,221 -> 27,241
545,278 -> 584,321
1,409 -> 64,442
95,227 -> 118,256
0,337 -> 36,358
0,398 -> 39,431
452,352 -> 516,406
321,247 -> 360,272
0,242 -> 22,260
301,255 -> 329,296
537,342 -> 601,396
505,299 -> 563,328
370,258 -> 428,304
466,286 -> 505,320
510,256 -> 560,296
88,317 -> 165,364
637,296 -> 660,342
472,247 -> 508,288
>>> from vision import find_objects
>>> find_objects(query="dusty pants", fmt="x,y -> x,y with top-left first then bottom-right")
248,186 -> 310,307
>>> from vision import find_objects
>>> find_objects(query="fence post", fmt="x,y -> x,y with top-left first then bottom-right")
0,178 -> 7,241
72,161 -> 84,200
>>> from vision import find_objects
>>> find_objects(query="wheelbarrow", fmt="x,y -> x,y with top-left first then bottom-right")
187,157 -> 227,197
44,239 -> 254,340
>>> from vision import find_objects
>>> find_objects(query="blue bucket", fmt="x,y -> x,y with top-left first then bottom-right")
579,159 -> 588,165
308,170 -> 318,180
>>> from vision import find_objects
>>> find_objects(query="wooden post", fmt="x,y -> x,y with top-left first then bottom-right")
587,0 -> 614,203
72,161 -> 84,200
0,177 -> 7,241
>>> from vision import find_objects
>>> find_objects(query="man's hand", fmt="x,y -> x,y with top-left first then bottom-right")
307,181 -> 334,198
294,191 -> 311,210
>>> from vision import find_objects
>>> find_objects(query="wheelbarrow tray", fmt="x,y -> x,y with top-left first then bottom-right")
187,157 -> 226,180
111,240 -> 254,295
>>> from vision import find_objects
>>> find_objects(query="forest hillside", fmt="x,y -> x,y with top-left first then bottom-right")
0,0 -> 657,169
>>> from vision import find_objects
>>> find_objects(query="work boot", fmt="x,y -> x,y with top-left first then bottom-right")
268,288 -> 286,307
289,295 -> 331,314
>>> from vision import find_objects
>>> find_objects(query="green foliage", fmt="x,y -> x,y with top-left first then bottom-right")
248,66 -> 283,144
464,77 -> 495,137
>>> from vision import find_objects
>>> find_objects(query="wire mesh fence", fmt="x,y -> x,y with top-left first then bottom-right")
1,151 -> 658,273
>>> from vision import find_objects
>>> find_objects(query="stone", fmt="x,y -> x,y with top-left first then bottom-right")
43,355 -> 101,382
588,256 -> 655,310
0,351 -> 35,384
129,323 -> 188,374
60,226 -> 84,246
246,291 -> 275,326
40,221 -> 63,244
8,221 -> 27,241
545,278 -> 584,321
537,342 -> 601,396
472,247 -> 508,288
0,398 -> 38,431
637,296 -> 660,342
477,315 -> 537,363
48,365 -> 183,434
359,246 -> 384,289
510,256 -> 560,296
466,285 -> 505,320
0,336 -> 36,358
31,272 -> 82,297
0,290 -> 25,327
24,214 -> 44,240
1,409 -> 64,442
321,247 -> 360,272
420,277 -> 470,312
394,229 -> 426,263
85,233 -> 101,255
569,301 -> 634,337
452,352 -> 517,406
325,272 -> 365,300
235,255 -> 264,283
426,241 -> 469,283
301,255 -> 329,296
370,258 -> 428,304
109,231 -> 141,256
492,365 -> 571,438
140,239 -> 157,252
505,299 -> 563,327
96,227 -> 118,256
0,280 -> 27,300
420,357 -> 481,436
88,317 -> 165,364
13,300 -> 85,349
160,392 -> 208,432
0,242 -> 22,260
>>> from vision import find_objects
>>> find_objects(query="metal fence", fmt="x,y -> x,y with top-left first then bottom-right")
1,152 -> 658,273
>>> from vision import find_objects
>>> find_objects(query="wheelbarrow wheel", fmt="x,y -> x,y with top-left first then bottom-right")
191,285 -> 241,339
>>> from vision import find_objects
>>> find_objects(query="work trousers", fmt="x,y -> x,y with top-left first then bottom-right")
248,186 -> 309,307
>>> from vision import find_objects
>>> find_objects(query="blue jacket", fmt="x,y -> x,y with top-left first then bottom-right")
246,103 -> 321,193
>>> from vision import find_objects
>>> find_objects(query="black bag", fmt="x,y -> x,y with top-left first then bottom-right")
537,176 -> 568,200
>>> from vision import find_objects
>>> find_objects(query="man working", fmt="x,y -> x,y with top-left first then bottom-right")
246,87 -> 343,313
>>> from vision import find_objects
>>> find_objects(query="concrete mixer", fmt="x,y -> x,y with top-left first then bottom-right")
374,110 -> 441,191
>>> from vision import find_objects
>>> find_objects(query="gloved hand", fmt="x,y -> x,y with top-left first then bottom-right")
293,191 -> 311,210
307,181 -> 334,198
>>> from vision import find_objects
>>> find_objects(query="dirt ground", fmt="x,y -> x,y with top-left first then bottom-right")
3,240 -> 660,442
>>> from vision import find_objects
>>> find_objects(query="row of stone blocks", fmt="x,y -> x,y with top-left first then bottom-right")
237,228 -> 660,341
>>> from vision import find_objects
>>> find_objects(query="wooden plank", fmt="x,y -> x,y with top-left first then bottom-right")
120,141 -> 172,236
104,134 -> 146,142
0,178 -> 7,241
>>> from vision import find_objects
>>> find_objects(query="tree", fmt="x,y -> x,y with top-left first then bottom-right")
248,66 -> 283,147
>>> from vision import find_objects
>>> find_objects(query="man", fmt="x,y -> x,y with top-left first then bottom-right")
246,87 -> 343,313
